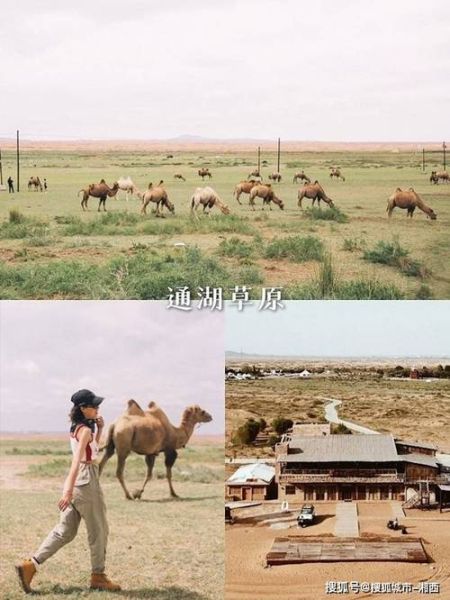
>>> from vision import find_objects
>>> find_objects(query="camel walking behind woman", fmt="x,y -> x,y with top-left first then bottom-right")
15,390 -> 121,594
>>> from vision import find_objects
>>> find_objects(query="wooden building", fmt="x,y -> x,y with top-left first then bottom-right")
275,434 -> 441,502
226,463 -> 277,501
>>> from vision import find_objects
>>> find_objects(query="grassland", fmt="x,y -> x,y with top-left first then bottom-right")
225,362 -> 450,456
0,147 -> 449,299
0,438 -> 223,600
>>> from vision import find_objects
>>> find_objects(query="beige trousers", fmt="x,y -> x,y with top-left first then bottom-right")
33,464 -> 109,573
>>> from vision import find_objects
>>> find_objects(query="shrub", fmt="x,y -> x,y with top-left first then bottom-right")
9,209 -> 25,224
342,237 -> 366,252
363,239 -> 428,279
217,237 -> 255,259
332,423 -> 353,435
415,284 -> 433,299
363,239 -> 408,265
233,419 -> 261,445
264,235 -> 323,262
272,417 -> 293,435
304,207 -> 349,223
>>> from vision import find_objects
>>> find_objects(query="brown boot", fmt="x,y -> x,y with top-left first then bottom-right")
15,559 -> 37,594
90,572 -> 122,591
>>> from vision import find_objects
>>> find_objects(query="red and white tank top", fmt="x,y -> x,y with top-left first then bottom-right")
70,424 -> 99,462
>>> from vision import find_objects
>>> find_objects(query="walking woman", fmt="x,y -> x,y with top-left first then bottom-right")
16,389 -> 121,593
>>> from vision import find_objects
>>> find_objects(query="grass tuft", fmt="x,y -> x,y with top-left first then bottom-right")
363,239 -> 429,278
304,207 -> 349,223
264,235 -> 323,262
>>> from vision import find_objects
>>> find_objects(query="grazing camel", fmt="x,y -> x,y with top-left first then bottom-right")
386,188 -> 436,219
297,181 -> 334,209
99,400 -> 212,500
78,179 -> 119,211
191,186 -> 230,218
430,170 -> 449,184
140,182 -> 174,216
198,168 -> 212,180
233,180 -> 258,205
117,176 -> 140,206
249,184 -> 284,210
173,173 -> 186,181
329,167 -> 346,181
248,169 -> 262,180
28,176 -> 43,191
292,171 -> 311,184
268,172 -> 282,183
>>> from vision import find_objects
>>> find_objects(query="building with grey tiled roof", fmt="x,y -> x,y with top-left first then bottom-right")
275,433 -> 442,503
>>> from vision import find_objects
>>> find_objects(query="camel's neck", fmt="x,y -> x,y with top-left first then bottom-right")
173,415 -> 196,448
416,199 -> 431,214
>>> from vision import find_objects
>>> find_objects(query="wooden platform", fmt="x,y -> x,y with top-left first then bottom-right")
266,536 -> 428,565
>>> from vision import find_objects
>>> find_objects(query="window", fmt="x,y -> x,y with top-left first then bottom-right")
285,485 -> 295,495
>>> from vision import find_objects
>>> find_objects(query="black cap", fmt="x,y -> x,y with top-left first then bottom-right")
71,389 -> 104,407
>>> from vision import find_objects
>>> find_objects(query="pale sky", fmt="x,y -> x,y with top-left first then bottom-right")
226,301 -> 450,357
0,302 -> 224,433
1,0 -> 449,141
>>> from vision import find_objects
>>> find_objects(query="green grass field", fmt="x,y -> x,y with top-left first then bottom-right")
0,439 -> 223,600
0,148 -> 449,299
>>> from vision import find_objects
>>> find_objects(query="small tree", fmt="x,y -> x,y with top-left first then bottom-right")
272,417 -> 293,435
233,419 -> 261,445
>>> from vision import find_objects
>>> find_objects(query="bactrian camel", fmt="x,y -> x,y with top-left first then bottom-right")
78,179 -> 119,211
139,182 -> 175,216
191,186 -> 230,218
249,184 -> 284,210
28,176 -> 43,191
297,181 -> 334,209
99,400 -> 212,500
386,188 -> 437,219
233,180 -> 258,205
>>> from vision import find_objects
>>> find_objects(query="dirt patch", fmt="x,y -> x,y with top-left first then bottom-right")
226,502 -> 450,600
0,456 -> 54,490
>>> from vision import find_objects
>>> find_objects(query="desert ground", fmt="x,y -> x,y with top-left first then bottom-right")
226,358 -> 450,454
0,141 -> 448,299
0,436 -> 224,600
226,501 -> 450,600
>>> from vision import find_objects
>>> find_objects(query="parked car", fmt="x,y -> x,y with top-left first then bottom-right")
297,504 -> 316,527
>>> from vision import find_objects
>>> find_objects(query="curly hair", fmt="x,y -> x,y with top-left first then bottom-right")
69,406 -> 95,433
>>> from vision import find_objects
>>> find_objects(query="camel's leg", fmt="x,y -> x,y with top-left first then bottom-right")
116,451 -> 134,500
236,191 -> 242,205
164,449 -> 179,498
133,454 -> 156,500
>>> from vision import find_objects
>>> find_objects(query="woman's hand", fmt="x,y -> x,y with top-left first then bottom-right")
58,491 -> 73,511
96,416 -> 104,430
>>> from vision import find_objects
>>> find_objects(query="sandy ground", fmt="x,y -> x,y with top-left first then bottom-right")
226,502 -> 450,600
0,139 -> 442,152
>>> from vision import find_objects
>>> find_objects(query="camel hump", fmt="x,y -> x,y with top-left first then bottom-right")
126,399 -> 145,416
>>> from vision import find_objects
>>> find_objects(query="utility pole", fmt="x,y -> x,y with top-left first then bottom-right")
16,129 -> 20,192
257,146 -> 261,174
0,148 -> 3,185
277,137 -> 281,173
422,148 -> 425,172
444,141 -> 447,171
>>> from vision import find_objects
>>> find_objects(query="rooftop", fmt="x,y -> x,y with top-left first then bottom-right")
278,434 -> 399,463
227,463 -> 276,485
